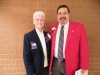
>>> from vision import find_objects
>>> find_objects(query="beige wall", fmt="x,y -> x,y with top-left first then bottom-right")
0,0 -> 100,75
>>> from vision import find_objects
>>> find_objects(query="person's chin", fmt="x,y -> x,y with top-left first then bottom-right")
37,26 -> 42,28
60,20 -> 65,23
37,25 -> 43,28
60,22 -> 66,25
37,25 -> 42,27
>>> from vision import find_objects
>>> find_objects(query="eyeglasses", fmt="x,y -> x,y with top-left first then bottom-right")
35,19 -> 44,22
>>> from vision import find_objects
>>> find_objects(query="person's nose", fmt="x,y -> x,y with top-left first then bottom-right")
61,14 -> 64,17
38,20 -> 41,22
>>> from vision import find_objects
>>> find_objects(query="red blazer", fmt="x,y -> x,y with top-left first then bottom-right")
49,21 -> 89,75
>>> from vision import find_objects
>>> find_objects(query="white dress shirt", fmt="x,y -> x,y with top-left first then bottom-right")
54,21 -> 69,58
35,28 -> 48,67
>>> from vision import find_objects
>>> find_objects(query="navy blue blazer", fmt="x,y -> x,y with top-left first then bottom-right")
23,29 -> 51,75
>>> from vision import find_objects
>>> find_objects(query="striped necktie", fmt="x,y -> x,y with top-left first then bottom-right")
58,26 -> 64,62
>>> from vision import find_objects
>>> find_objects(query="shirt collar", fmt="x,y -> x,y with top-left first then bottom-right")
35,27 -> 43,35
58,20 -> 69,29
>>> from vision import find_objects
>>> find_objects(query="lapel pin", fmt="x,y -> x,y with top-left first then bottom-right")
30,42 -> 37,49
72,30 -> 74,32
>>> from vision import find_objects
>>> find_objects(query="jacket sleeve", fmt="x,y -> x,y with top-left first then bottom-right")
23,34 -> 36,75
80,25 -> 89,70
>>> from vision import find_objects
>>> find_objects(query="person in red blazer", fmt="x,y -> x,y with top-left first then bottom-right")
49,5 -> 89,75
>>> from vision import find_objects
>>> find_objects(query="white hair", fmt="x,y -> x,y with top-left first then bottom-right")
33,11 -> 45,19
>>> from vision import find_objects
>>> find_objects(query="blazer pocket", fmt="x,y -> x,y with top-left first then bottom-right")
72,35 -> 80,39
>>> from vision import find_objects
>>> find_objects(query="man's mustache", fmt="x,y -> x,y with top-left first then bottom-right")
60,17 -> 66,20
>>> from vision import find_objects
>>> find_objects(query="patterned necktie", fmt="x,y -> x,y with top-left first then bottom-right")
58,26 -> 64,62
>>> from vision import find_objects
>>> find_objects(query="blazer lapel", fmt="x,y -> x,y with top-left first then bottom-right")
66,21 -> 75,48
32,29 -> 43,53
43,32 -> 49,54
51,24 -> 58,55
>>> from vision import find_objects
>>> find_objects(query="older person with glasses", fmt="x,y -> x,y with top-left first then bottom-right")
23,11 -> 51,75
